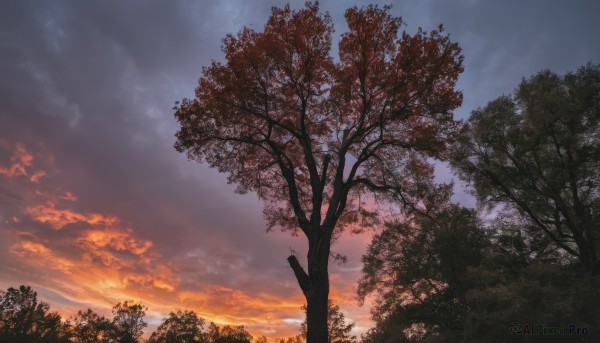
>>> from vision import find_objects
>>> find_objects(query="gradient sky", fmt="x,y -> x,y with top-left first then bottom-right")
1,0 -> 599,340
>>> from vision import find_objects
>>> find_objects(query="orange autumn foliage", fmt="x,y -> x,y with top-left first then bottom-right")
174,3 -> 463,342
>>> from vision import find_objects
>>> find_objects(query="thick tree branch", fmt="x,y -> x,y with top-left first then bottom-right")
319,154 -> 331,192
287,255 -> 311,298
271,147 -> 310,231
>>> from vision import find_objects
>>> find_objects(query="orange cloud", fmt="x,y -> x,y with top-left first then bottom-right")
30,170 -> 46,183
73,228 -> 178,293
10,239 -> 76,273
0,143 -> 33,178
78,229 -> 153,256
26,201 -> 118,230
1,144 -> 373,340
174,286 -> 306,337
6,223 -> 372,340
9,224 -> 178,298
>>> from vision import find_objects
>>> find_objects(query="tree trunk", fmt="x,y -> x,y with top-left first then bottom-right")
306,262 -> 329,343
288,232 -> 330,343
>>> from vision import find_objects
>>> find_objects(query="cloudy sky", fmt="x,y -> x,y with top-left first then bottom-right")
1,0 -> 599,339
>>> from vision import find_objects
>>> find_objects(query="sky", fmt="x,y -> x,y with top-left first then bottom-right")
1,0 -> 599,340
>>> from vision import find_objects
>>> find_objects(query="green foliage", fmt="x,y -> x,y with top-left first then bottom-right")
357,180 -> 599,343
451,63 -> 600,273
359,207 -> 600,342
461,222 -> 600,341
358,205 -> 487,342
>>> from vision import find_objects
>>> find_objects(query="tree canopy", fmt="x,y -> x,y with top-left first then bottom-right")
70,308 -> 112,343
0,285 -> 70,343
148,310 -> 206,343
359,204 -> 599,342
358,203 -> 486,342
359,64 -> 600,342
175,2 -> 463,237
174,3 -> 463,342
110,301 -> 147,343
451,63 -> 600,273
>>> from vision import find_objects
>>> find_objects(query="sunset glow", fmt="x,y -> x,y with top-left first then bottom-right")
0,140 -> 371,338
1,1 -> 598,341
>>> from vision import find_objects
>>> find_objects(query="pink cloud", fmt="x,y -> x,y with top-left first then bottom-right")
30,170 -> 46,183
25,201 -> 118,230
0,143 -> 33,178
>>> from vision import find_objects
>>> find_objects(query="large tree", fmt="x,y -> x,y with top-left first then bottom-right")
174,3 -> 463,342
451,64 -> 600,274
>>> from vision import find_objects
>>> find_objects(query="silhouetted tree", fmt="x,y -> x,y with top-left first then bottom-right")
109,301 -> 147,343
459,222 -> 599,342
173,3 -> 463,342
148,310 -> 206,343
0,285 -> 70,343
358,204 -> 486,342
204,323 -> 252,343
278,336 -> 304,343
300,300 -> 357,343
451,64 -> 600,274
359,202 -> 600,342
205,322 -> 221,343
70,308 -> 112,343
219,325 -> 253,343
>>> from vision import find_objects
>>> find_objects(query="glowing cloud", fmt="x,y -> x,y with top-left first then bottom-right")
29,170 -> 46,183
26,201 -> 118,230
0,141 -> 371,340
0,143 -> 33,178
9,224 -> 178,297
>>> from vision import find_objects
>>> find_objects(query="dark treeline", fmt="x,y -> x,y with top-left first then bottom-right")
0,285 -> 255,343
0,285 -> 356,343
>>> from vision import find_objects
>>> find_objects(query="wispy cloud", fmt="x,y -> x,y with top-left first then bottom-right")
26,202 -> 118,230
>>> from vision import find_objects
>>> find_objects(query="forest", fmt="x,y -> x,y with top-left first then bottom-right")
2,2 -> 599,343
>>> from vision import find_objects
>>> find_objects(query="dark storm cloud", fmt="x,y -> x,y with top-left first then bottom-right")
1,0 -> 599,338
0,0 -> 273,260
387,0 -> 600,119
